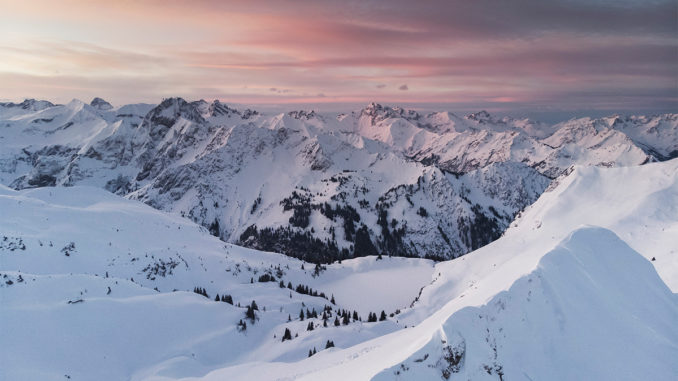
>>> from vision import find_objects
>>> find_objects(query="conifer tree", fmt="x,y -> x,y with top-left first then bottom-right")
282,328 -> 292,342
379,310 -> 387,321
237,319 -> 247,331
246,306 -> 256,322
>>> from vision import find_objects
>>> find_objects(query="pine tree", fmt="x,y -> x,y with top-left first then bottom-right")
246,306 -> 256,322
330,294 -> 336,304
352,311 -> 359,321
299,309 -> 305,321
251,300 -> 259,311
308,349 -> 313,357
379,310 -> 387,321
237,319 -> 247,331
342,313 -> 350,325
215,294 -> 220,302
325,340 -> 335,349
334,316 -> 340,326
288,314 -> 291,322
282,328 -> 292,342
224,294 -> 233,304
307,322 -> 314,331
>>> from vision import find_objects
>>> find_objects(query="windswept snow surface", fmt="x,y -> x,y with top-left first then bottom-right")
177,159 -> 678,380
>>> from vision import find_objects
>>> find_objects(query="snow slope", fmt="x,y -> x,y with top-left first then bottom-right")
180,159 -> 678,380
373,227 -> 678,380
0,185 -> 434,380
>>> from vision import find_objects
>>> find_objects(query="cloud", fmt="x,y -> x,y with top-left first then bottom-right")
0,0 -> 675,113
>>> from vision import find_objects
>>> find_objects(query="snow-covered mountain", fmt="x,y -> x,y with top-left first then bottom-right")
2,154 -> 676,380
1,98 -> 675,263
200,159 -> 678,381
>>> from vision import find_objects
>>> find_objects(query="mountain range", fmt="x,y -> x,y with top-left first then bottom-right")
2,98 -> 676,263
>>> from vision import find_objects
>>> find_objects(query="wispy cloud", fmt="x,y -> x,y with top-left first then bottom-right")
0,0 -> 675,113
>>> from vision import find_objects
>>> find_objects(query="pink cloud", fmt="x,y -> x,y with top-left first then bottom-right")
0,0 -> 674,113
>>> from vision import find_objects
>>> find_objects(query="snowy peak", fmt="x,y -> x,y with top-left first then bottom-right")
288,109 -> 318,120
465,110 -> 496,124
0,98 -> 56,111
359,102 -> 421,125
207,99 -> 240,117
89,97 -> 113,111
140,97 -> 206,139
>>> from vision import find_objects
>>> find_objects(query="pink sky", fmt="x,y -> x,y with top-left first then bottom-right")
1,0 -> 676,115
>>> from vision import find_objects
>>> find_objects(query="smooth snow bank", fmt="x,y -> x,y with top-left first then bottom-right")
0,274 -> 243,381
374,227 -> 678,380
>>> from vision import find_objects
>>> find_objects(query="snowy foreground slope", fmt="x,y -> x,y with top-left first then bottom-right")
372,228 -> 678,380
0,185 -> 434,380
179,159 -> 678,380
